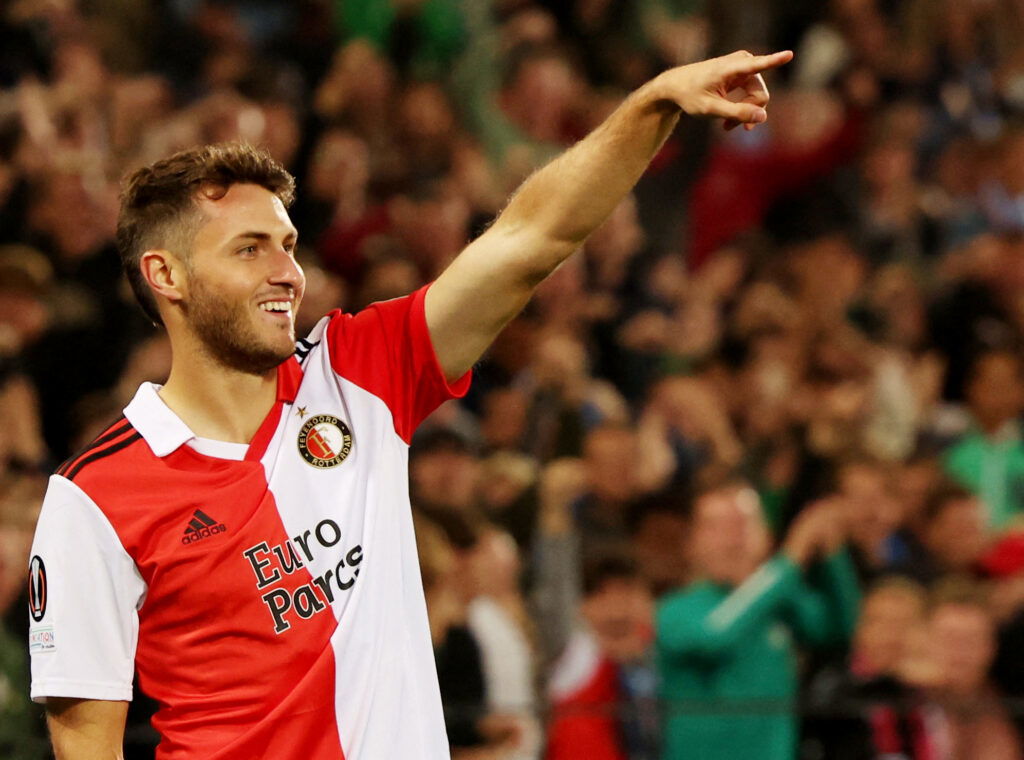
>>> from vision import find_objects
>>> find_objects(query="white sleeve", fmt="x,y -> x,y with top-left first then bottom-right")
29,474 -> 147,703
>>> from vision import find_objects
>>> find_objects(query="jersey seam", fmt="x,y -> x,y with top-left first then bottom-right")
56,416 -> 131,476
31,678 -> 134,702
319,328 -> 409,448
49,475 -> 147,610
31,677 -> 133,689
64,431 -> 143,481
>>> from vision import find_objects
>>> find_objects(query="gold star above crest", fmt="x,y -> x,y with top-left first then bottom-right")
296,406 -> 308,419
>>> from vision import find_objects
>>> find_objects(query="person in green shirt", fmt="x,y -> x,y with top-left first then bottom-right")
943,349 -> 1024,530
334,0 -> 466,80
656,480 -> 860,760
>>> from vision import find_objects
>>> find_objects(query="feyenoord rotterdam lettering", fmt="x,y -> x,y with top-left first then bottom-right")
242,518 -> 363,634
297,414 -> 353,468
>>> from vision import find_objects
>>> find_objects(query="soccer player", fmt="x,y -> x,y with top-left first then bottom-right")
28,50 -> 792,759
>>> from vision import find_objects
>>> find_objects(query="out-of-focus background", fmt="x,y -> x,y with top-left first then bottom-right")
4,0 -> 1024,758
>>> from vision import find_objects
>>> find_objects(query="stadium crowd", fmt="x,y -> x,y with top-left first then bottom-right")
4,0 -> 1024,758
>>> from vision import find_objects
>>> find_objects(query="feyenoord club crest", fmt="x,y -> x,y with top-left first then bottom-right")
28,555 -> 47,622
297,414 -> 353,468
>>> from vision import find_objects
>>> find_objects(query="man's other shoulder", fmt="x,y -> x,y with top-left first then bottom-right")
52,415 -> 147,493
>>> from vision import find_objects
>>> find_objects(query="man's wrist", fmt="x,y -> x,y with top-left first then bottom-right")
626,73 -> 684,120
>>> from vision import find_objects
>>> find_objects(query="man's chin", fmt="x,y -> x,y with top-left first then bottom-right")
213,340 -> 295,376
264,341 -> 298,370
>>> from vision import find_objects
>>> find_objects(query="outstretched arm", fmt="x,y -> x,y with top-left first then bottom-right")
425,50 -> 793,381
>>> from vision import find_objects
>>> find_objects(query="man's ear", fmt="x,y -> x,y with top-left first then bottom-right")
140,249 -> 187,306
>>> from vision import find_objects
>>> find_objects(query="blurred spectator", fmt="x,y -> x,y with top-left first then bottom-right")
0,475 -> 47,759
802,576 -> 937,760
419,513 -> 527,758
926,581 -> 1023,760
573,424 -> 667,562
896,484 -> 990,586
943,349 -> 1024,529
412,427 -> 481,516
929,235 -> 1024,400
656,481 -> 859,760
466,527 -> 542,759
834,457 -> 904,583
7,0 -> 1024,755
477,449 -> 538,550
686,91 -> 864,267
336,0 -> 466,80
546,555 -> 657,760
418,512 -> 488,750
626,489 -> 690,597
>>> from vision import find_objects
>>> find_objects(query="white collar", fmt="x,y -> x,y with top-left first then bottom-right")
123,382 -> 196,457
122,358 -> 304,459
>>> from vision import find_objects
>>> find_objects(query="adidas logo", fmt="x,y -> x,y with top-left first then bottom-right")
182,509 -> 227,545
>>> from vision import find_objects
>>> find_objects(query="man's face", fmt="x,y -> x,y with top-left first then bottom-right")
839,463 -> 901,551
853,586 -> 924,676
583,428 -> 638,504
929,603 -> 996,696
896,459 -> 941,525
926,498 -> 987,571
183,183 -> 305,374
967,353 -> 1024,430
581,577 -> 653,663
689,486 -> 770,586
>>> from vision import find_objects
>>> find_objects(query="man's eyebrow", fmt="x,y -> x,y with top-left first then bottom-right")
230,230 -> 299,242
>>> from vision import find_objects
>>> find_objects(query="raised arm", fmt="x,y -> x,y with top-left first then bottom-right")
46,698 -> 128,760
425,50 -> 793,381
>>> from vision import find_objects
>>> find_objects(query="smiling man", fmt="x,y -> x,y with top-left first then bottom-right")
27,51 -> 792,760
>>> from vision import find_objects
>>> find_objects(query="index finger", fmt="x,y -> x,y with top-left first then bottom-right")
724,50 -> 794,77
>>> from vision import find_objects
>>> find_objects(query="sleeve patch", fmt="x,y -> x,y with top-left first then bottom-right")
29,626 -> 56,653
28,554 -> 46,622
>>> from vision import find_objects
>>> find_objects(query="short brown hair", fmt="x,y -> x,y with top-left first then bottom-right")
116,143 -> 296,324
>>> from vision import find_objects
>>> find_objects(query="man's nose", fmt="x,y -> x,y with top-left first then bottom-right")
269,247 -> 304,291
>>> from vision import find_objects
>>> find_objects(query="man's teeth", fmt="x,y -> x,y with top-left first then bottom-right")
259,301 -> 292,313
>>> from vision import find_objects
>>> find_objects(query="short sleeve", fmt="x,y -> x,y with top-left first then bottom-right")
29,475 -> 146,703
324,283 -> 472,443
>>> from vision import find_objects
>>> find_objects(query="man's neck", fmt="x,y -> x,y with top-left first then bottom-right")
159,343 -> 279,445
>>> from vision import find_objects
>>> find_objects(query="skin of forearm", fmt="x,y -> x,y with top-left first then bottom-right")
47,699 -> 127,760
50,729 -> 124,760
492,81 -> 681,282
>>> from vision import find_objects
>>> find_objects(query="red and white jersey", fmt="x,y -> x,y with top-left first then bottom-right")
28,285 -> 470,759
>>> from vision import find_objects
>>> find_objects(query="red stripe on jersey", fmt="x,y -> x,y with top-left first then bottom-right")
324,284 -> 470,444
246,357 -> 303,462
245,402 -> 284,463
277,356 -> 303,402
203,649 -> 344,760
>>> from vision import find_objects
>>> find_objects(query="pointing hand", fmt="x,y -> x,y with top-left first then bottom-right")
648,50 -> 794,131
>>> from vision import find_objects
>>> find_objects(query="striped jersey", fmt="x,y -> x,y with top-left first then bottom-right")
28,285 -> 470,759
